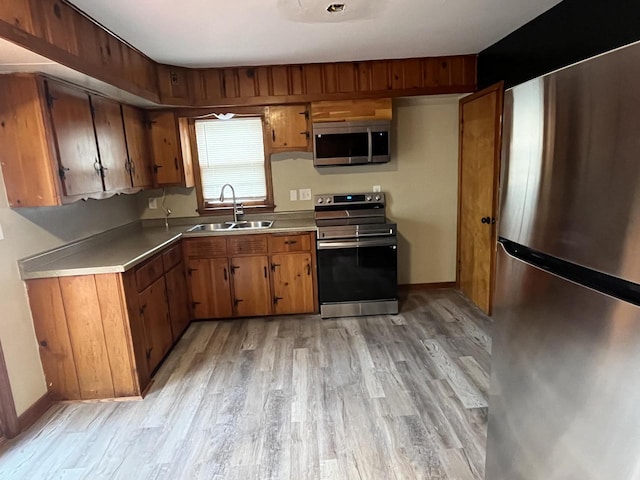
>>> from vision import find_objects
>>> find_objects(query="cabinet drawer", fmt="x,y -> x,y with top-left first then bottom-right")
269,233 -> 311,253
162,243 -> 183,271
227,235 -> 268,256
136,255 -> 164,291
184,237 -> 227,258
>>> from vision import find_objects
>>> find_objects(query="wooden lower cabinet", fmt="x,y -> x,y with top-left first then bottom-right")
138,276 -> 173,373
188,257 -> 233,319
26,242 -> 190,401
271,252 -> 314,315
184,232 -> 318,319
231,255 -> 271,316
165,261 -> 191,338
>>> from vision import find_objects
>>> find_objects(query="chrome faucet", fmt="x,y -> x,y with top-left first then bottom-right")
219,184 -> 244,222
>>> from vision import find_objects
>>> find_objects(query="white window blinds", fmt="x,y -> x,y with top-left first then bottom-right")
194,117 -> 267,202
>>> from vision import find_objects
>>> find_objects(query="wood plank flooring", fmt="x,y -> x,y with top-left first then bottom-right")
0,289 -> 491,480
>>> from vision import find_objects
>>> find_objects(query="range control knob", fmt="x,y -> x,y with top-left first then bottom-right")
317,197 -> 324,204
326,197 -> 332,204
375,195 -> 381,201
366,195 -> 372,201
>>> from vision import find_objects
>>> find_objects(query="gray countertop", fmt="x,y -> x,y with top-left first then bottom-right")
20,212 -> 317,280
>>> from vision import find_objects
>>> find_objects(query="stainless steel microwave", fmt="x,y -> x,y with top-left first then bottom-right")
313,120 -> 391,167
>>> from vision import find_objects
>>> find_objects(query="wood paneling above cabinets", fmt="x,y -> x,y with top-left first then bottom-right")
0,0 -> 159,102
0,0 -> 476,107
161,56 -> 477,107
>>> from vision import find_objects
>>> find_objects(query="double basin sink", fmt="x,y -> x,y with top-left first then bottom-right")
186,220 -> 273,233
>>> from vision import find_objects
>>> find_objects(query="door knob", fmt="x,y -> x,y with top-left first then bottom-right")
481,217 -> 495,224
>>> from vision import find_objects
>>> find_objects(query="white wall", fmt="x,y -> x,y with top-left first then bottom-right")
141,95 -> 461,285
0,171 -> 142,415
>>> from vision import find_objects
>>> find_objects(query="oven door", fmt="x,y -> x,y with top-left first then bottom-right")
317,237 -> 398,304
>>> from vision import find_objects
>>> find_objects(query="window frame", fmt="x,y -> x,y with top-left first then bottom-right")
185,106 -> 275,215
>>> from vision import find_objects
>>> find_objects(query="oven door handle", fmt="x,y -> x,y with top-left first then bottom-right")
317,238 -> 397,250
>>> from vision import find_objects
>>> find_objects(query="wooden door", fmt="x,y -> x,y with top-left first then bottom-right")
269,105 -> 310,151
91,95 -> 131,191
187,258 -> 233,319
138,277 -> 173,372
458,83 -> 503,315
230,255 -> 271,317
271,253 -> 314,314
46,80 -> 103,197
121,105 -> 153,188
165,262 -> 191,339
148,111 -> 184,185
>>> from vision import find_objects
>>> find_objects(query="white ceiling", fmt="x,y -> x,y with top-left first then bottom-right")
67,0 -> 562,68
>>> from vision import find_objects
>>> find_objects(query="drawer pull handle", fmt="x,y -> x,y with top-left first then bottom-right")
284,240 -> 297,245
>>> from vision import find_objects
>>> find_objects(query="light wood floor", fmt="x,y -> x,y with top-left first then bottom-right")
0,289 -> 491,480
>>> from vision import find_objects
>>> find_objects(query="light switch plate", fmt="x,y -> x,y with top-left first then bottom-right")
0,223 -> 4,241
290,189 -> 298,201
373,185 -> 381,192
148,198 -> 158,209
299,188 -> 312,201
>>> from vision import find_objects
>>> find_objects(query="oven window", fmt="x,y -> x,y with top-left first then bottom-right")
318,245 -> 397,303
315,132 -> 369,158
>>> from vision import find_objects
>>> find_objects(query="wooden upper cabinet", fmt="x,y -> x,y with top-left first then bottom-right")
147,111 -> 195,187
46,79 -> 104,198
0,74 -> 60,207
268,105 -> 311,152
122,105 -> 153,188
0,74 -> 167,207
90,95 -> 131,191
311,98 -> 393,123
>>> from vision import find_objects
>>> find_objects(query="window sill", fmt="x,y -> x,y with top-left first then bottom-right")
197,204 -> 276,216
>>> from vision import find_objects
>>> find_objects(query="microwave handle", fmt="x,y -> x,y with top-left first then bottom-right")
367,127 -> 373,163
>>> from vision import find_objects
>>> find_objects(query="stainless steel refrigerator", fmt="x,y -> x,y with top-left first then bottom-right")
486,41 -> 640,480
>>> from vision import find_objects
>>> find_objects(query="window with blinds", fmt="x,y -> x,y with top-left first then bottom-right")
194,117 -> 267,204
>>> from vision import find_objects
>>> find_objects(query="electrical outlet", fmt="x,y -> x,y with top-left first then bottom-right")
290,189 -> 298,201
299,188 -> 312,201
148,198 -> 158,209
373,185 -> 381,192
0,223 -> 4,241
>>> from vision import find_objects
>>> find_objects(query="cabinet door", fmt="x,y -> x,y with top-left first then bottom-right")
148,111 -> 193,186
91,95 -> 131,191
271,253 -> 315,314
46,80 -> 103,197
138,277 -> 173,372
230,255 -> 271,317
122,105 -> 153,188
165,262 -> 191,339
187,258 -> 233,319
269,105 -> 310,151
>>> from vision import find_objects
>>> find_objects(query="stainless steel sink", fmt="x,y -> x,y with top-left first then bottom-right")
186,220 -> 273,233
230,221 -> 273,229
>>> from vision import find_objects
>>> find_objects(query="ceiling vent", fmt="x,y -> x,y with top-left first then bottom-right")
278,0 -> 383,23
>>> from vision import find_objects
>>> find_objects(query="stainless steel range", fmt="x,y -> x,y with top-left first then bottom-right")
315,192 -> 398,318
